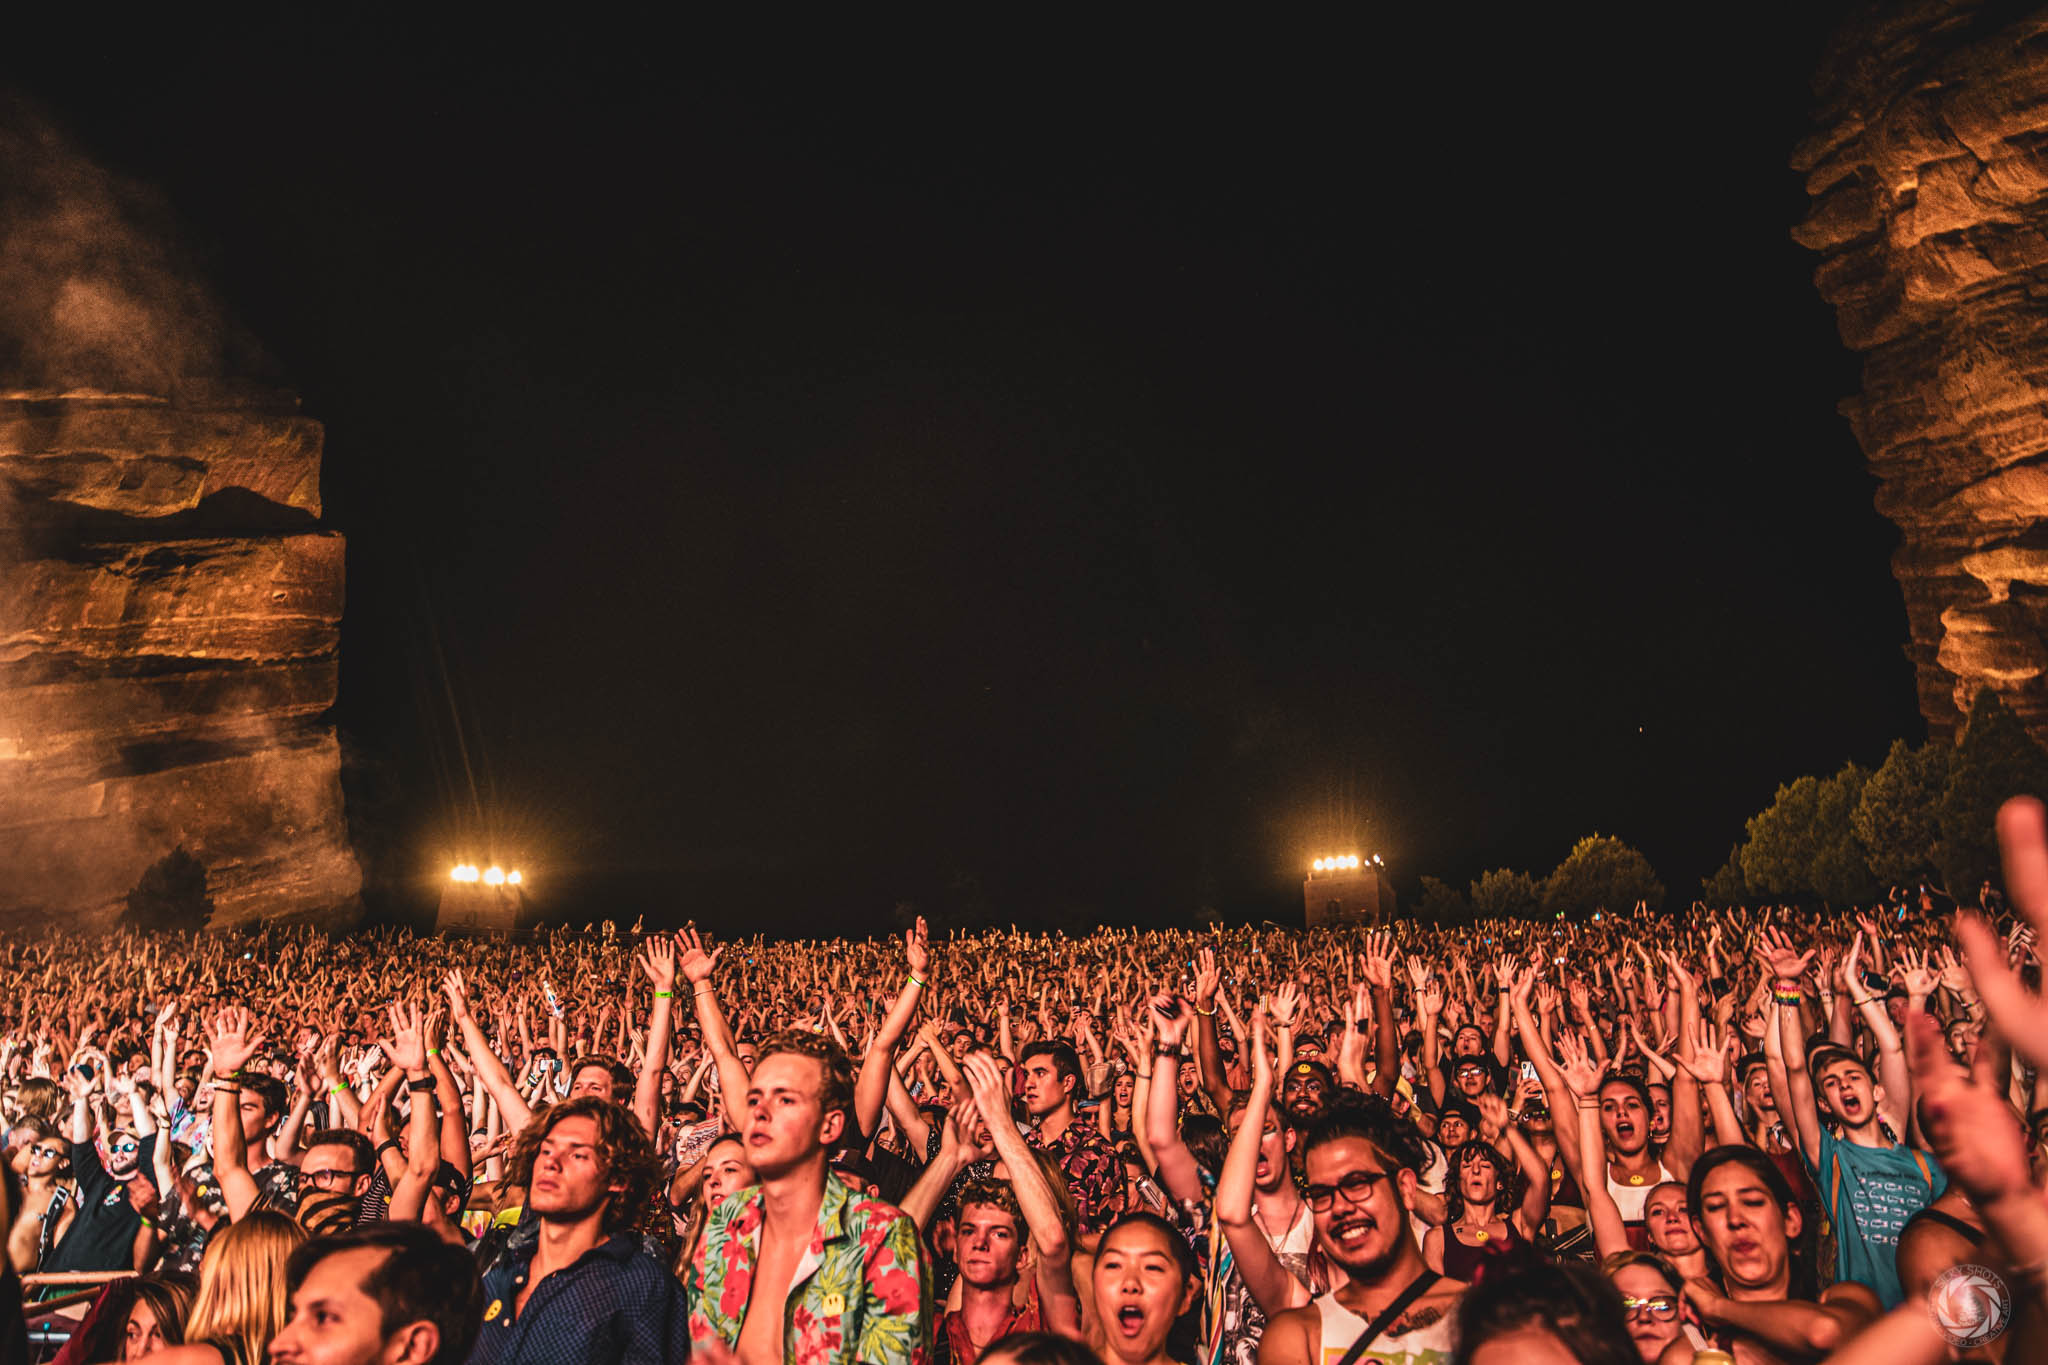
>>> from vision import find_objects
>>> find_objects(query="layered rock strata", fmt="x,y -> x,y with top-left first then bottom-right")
1797,1 -> 2048,740
0,388 -> 360,926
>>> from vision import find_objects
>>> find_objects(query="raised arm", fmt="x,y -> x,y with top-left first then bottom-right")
1363,932 -> 1398,1098
1756,929 -> 1823,1163
855,919 -> 931,1143
1843,930 -> 1913,1138
204,1006 -> 265,1222
631,934 -> 678,1139
1191,948 -> 1235,1116
1511,967 -> 1582,1179
964,1054 -> 1081,1338
378,1004 -> 442,1223
678,927 -> 750,1132
1215,1009 -> 1310,1315
442,969 -> 532,1135
1143,992 -> 1207,1205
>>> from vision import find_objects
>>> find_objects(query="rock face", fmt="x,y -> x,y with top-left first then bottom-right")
1797,1 -> 2048,742
0,387 -> 361,927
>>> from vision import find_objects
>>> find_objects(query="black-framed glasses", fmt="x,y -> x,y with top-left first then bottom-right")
1303,1168 -> 1389,1211
1620,1295 -> 1679,1321
301,1168 -> 360,1191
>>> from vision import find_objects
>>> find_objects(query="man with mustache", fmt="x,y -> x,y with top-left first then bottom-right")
1255,1100 -> 1466,1365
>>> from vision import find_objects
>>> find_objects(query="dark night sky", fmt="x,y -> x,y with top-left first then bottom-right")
5,10 -> 1919,932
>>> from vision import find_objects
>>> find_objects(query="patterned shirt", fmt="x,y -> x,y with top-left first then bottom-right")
686,1171 -> 931,1365
1026,1119 -> 1124,1234
471,1230 -> 690,1365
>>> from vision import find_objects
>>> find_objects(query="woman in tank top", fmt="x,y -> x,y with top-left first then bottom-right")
1419,1116 -> 1549,1286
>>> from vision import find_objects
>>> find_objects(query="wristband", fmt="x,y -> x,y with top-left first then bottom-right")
1194,1004 -> 1215,1017
655,990 -> 674,999
692,985 -> 715,997
427,1048 -> 441,1057
213,1083 -> 241,1095
907,975 -> 926,990
329,1084 -> 349,1096
1136,1070 -> 1153,1080
1152,1043 -> 1181,1059
1849,996 -> 1873,1008
406,1076 -> 436,1094
376,1138 -> 400,1156
1576,1099 -> 1600,1110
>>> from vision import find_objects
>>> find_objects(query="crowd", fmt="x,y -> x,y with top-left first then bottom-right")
4,804 -> 2048,1365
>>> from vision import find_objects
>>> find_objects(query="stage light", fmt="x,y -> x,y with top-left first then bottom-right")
508,870 -> 523,886
1373,854 -> 1383,866
1313,858 -> 1325,871
1347,855 -> 1360,868
484,866 -> 506,886
450,864 -> 480,883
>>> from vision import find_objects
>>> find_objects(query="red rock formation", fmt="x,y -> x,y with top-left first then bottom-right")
1797,1 -> 2048,740
0,387 -> 360,927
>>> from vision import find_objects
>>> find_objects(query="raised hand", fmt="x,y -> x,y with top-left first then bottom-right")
1417,978 -> 1444,1018
1934,945 -> 1971,996
206,1006 -> 265,1077
1360,931 -> 1394,990
638,934 -> 679,996
677,926 -> 723,985
1555,1031 -> 1606,1098
1672,1019 -> 1729,1085
959,1052 -> 1018,1142
905,916 -> 930,979
1150,991 -> 1192,1048
1270,981 -> 1302,1031
441,969 -> 474,1026
1892,945 -> 1938,999
1753,926 -> 1815,984
1475,1092 -> 1510,1141
380,1002 -> 428,1074
1903,1008 -> 2031,1206
1193,947 -> 1221,1009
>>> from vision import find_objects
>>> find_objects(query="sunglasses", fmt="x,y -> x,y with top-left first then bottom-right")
29,1146 -> 64,1162
1303,1168 -> 1389,1212
110,1141 -> 139,1155
1621,1295 -> 1679,1320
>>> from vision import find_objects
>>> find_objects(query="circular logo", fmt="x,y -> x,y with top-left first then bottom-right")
1928,1264 -> 2010,1347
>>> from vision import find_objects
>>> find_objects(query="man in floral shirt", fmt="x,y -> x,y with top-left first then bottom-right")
686,1030 -> 930,1365
1017,1040 -> 1124,1241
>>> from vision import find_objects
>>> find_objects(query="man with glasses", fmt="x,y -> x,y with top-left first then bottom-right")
1256,1100 -> 1466,1365
298,1129 -> 377,1216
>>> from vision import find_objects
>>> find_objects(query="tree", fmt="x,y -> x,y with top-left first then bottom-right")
1810,762 -> 1877,905
1468,868 -> 1540,919
1852,738 -> 1948,885
1936,688 -> 2048,895
1415,876 -> 1470,923
121,846 -> 214,932
1541,834 -> 1663,917
1739,775 -> 1822,898
1701,843 -> 1747,905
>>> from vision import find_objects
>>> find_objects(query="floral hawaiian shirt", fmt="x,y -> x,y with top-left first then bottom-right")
1026,1120 -> 1125,1234
686,1171 -> 931,1365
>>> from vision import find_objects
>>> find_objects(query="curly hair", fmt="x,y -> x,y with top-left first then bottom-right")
1444,1139 -> 1518,1223
956,1176 -> 1025,1238
505,1097 -> 661,1237
755,1030 -> 857,1142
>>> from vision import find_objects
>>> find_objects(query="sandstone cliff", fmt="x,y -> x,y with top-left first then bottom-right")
0,387 -> 361,927
1798,2 -> 2048,741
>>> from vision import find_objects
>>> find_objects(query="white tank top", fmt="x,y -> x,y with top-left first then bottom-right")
1605,1160 -> 1676,1223
1312,1286 -> 1456,1365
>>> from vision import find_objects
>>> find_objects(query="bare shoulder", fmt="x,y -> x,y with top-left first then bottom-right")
1256,1303 -> 1318,1365
1819,1278 -> 1882,1321
1392,1275 -> 1466,1336
146,1345 -> 227,1365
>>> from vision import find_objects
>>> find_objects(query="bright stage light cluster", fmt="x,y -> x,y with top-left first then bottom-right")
450,864 -> 523,886
1311,854 -> 1384,873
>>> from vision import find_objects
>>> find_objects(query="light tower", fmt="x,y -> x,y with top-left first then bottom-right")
435,863 -> 527,933
1303,853 -> 1396,927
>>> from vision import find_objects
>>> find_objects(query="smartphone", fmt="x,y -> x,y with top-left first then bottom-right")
543,982 -> 563,1019
1520,1061 -> 1538,1082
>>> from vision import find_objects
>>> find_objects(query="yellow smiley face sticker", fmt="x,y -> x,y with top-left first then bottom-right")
821,1292 -> 846,1316
485,1300 -> 502,1322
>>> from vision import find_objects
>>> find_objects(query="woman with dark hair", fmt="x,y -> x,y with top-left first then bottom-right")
1093,1212 -> 1200,1365
1669,1145 -> 1878,1364
1420,1102 -> 1548,1284
983,1330 -> 1101,1365
57,1271 -> 197,1363
1448,1256 -> 1640,1365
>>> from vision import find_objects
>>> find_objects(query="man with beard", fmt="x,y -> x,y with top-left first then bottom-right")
45,1060 -> 157,1274
471,1096 -> 686,1364
1256,1100 -> 1466,1365
1757,928 -> 1943,1308
686,1030 -> 930,1365
1018,1040 -> 1123,1241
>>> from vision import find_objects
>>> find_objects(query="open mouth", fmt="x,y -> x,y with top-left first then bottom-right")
1330,1214 -> 1376,1249
1613,1120 -> 1635,1141
1115,1305 -> 1147,1338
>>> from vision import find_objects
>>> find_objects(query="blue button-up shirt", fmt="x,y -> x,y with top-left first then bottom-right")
468,1229 -> 690,1365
